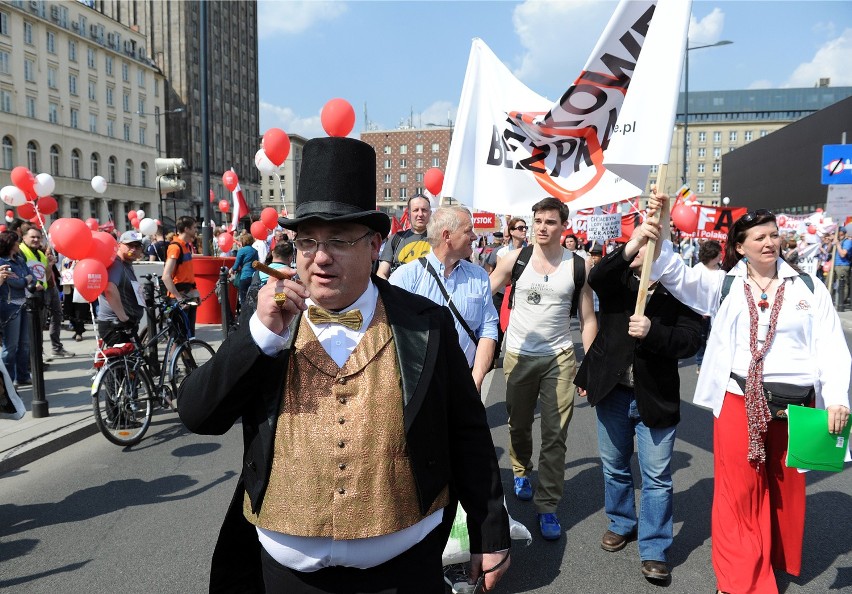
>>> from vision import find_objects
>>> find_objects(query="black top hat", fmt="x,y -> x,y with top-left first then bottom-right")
278,137 -> 390,238
589,241 -> 604,254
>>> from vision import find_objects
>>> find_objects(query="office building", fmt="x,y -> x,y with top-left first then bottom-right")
259,132 -> 307,217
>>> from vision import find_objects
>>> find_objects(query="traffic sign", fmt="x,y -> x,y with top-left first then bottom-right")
822,145 -> 852,185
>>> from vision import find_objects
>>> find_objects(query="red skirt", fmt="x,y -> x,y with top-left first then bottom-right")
712,392 -> 806,594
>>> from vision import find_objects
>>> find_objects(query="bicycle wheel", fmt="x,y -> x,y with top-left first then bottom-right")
92,359 -> 155,446
169,338 -> 215,397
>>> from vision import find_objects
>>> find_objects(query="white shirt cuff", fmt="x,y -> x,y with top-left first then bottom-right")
250,312 -> 290,356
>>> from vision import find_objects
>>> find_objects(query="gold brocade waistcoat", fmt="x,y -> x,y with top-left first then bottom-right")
244,299 -> 448,539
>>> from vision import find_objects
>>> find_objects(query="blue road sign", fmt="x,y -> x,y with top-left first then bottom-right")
822,145 -> 852,185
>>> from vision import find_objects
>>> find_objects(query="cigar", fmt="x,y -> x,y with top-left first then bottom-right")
251,261 -> 288,280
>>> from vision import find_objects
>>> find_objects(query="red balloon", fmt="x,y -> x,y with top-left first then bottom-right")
217,232 -> 234,252
10,166 -> 36,195
17,203 -> 36,219
72,258 -> 108,302
261,207 -> 278,230
85,217 -> 99,231
5,210 -> 12,218
250,220 -> 268,241
127,211 -> 138,221
87,231 -> 118,267
424,168 -> 444,196
670,201 -> 700,234
131,218 -> 141,229
320,99 -> 355,138
807,224 -> 816,235
36,196 -> 58,215
222,170 -> 239,192
49,218 -> 93,260
0,225 -> 6,232
218,199 -> 230,213
29,215 -> 40,223
262,128 -> 291,166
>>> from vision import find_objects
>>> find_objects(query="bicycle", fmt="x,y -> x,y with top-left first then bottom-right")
91,290 -> 215,446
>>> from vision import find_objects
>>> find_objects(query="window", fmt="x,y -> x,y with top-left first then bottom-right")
106,118 -> 114,138
108,156 -> 116,183
399,159 -> 407,168
121,62 -> 129,82
137,96 -> 145,113
139,126 -> 146,145
0,136 -> 13,171
383,145 -> 391,154
69,73 -> 78,95
69,40 -> 77,62
713,147 -> 722,159
400,173 -> 407,183
125,159 -> 132,185
47,66 -> 56,88
698,131 -> 706,143
88,80 -> 96,101
729,131 -> 737,143
760,130 -> 768,138
90,153 -> 99,178
415,144 -> 423,154
25,96 -> 35,118
70,108 -> 78,129
744,131 -> 753,142
383,174 -> 391,183
105,56 -> 113,76
696,180 -> 705,193
0,50 -> 8,74
123,123 -> 130,141
697,147 -> 706,158
415,158 -> 423,168
89,113 -> 97,133
415,172 -> 423,182
0,89 -> 11,113
432,157 -> 440,167
24,59 -> 35,82
432,143 -> 440,152
399,187 -> 407,199
383,188 -> 392,200
23,21 -> 32,45
154,79 -> 159,97
122,92 -> 129,112
713,131 -> 721,143
49,145 -> 59,176
48,102 -> 58,123
399,145 -> 407,155
649,165 -> 658,173
383,159 -> 391,169
137,69 -> 144,87
106,87 -> 113,106
712,162 -> 720,173
697,163 -> 705,174
87,48 -> 96,69
140,163 -> 148,187
685,132 -> 690,146
26,141 -> 37,171
46,31 -> 55,53
0,12 -> 7,36
71,149 -> 81,178
712,179 -> 720,193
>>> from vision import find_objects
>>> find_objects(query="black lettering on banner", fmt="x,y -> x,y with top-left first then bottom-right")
715,209 -> 734,231
573,136 -> 593,171
631,4 -> 655,37
550,139 -> 577,177
561,83 -> 608,116
487,125 -> 504,166
517,144 -> 549,173
600,107 -> 619,151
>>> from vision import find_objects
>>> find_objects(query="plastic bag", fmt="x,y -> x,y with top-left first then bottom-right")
441,499 -> 533,566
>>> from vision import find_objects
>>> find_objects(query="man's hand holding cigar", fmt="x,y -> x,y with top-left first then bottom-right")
252,261 -> 309,335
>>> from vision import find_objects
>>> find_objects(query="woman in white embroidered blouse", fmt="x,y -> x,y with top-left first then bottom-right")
635,195 -> 850,594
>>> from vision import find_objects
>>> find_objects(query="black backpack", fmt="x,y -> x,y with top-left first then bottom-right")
508,245 -> 586,318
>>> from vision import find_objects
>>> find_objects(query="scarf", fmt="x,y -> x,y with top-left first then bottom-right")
743,278 -> 786,467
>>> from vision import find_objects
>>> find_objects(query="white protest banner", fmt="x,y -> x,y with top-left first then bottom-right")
827,185 -> 852,224
586,214 -> 622,241
444,0 -> 690,215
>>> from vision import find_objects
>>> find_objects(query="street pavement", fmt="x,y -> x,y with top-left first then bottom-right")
2,317 -> 852,592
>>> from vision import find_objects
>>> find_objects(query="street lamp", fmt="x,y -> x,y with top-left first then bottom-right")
682,40 -> 733,186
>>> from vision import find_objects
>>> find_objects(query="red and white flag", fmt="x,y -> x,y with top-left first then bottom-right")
444,0 -> 690,214
230,170 -> 250,232
399,209 -> 411,231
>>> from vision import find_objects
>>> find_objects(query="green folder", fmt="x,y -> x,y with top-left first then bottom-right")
786,405 -> 851,472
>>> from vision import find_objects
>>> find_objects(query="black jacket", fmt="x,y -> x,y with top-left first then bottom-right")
179,276 -> 510,592
574,245 -> 702,428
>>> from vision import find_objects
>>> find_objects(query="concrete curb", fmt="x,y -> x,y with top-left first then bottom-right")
0,416 -> 98,475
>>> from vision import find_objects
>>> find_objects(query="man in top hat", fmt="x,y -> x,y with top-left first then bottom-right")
179,137 -> 510,593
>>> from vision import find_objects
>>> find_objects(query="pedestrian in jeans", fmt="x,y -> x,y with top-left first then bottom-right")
0,232 -> 34,388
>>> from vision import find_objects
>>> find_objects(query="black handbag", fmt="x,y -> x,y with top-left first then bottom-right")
730,373 -> 815,421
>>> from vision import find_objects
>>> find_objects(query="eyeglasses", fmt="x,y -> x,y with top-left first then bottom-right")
512,226 -> 528,231
739,209 -> 774,224
294,231 -> 373,256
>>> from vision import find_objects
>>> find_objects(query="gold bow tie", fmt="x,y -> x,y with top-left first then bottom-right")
307,305 -> 363,331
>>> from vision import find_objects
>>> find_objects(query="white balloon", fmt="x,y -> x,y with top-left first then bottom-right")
4,216 -> 13,223
34,173 -> 56,197
91,175 -> 108,194
139,217 -> 157,236
136,209 -> 145,219
254,149 -> 277,176
0,185 -> 26,207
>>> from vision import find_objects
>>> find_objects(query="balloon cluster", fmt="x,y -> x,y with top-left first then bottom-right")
1,167 -> 59,222
126,209 -> 158,235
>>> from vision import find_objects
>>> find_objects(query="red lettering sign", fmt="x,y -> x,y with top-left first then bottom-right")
472,212 -> 496,229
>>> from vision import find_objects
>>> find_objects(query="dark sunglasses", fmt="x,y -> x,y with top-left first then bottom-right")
512,225 -> 528,231
739,209 -> 774,224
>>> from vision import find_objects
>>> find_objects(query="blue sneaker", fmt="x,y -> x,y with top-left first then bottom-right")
538,513 -> 561,540
513,476 -> 533,501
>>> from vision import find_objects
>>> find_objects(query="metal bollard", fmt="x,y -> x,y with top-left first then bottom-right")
27,294 -> 48,418
219,266 -> 231,340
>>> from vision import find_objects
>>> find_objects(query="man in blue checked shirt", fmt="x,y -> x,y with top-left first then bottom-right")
390,206 -> 498,392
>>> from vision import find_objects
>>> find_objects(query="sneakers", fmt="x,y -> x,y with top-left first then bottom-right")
53,347 -> 75,358
538,513 -> 562,540
443,563 -> 475,593
13,378 -> 32,389
74,334 -> 83,342
513,476 -> 533,501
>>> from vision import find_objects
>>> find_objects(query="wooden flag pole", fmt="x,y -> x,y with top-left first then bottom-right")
634,163 -> 669,317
